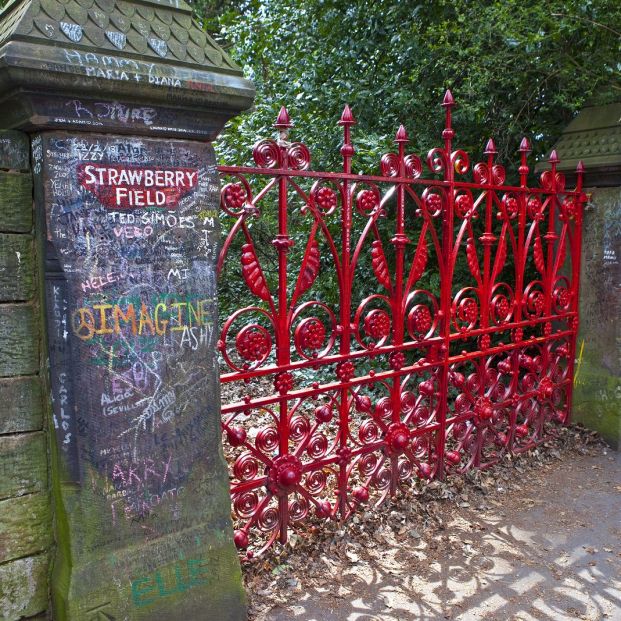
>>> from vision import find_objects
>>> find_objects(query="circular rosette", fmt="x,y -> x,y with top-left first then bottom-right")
489,283 -> 515,325
253,138 -> 282,168
560,196 -> 578,221
405,289 -> 439,341
454,190 -> 476,219
291,301 -> 337,360
220,307 -> 275,372
286,142 -> 311,170
501,193 -> 519,219
355,185 -> 381,215
452,287 -> 480,332
267,454 -> 303,495
522,281 -> 546,319
220,176 -> 253,216
421,187 -> 446,218
353,295 -> 392,350
310,179 -> 341,216
552,276 -> 572,314
526,195 -> 543,220
383,422 -> 410,457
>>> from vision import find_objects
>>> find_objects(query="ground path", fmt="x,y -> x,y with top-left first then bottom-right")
244,429 -> 620,621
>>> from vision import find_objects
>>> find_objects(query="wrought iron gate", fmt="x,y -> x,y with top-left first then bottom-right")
216,91 -> 585,556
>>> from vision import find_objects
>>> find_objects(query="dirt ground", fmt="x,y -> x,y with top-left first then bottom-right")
243,427 -> 621,621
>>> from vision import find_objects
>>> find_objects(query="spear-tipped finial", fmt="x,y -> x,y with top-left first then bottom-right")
395,124 -> 409,143
338,104 -> 356,125
519,137 -> 531,153
442,89 -> 455,108
548,149 -> 560,164
576,160 -> 585,173
484,138 -> 497,155
274,106 -> 292,129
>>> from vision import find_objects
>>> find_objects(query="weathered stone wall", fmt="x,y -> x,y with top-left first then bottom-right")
573,186 -> 621,448
0,131 -> 51,619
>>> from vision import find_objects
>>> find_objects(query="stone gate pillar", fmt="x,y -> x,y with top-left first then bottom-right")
550,100 -> 621,450
0,0 -> 254,619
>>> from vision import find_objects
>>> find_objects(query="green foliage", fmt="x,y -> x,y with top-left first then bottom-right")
197,0 -> 620,167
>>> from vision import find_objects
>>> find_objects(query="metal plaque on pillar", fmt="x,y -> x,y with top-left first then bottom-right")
34,132 -> 246,620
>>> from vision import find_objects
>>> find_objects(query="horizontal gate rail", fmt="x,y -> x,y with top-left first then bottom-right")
216,91 -> 585,557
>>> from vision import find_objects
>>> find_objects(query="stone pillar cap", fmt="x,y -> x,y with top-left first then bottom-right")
0,0 -> 255,138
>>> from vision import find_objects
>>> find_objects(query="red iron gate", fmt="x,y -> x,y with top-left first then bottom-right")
216,91 -> 585,556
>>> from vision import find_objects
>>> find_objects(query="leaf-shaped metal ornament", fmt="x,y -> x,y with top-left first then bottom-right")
371,240 -> 392,290
466,238 -> 481,283
241,244 -> 271,301
533,233 -> 546,274
409,236 -> 428,286
493,234 -> 507,281
293,238 -> 320,302
555,233 -> 566,274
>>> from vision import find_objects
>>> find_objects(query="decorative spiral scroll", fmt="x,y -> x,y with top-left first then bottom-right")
427,147 -> 447,174
291,301 -> 337,360
359,420 -> 381,444
474,162 -> 506,185
358,452 -> 379,477
373,467 -> 392,490
253,139 -> 281,168
257,505 -> 280,532
522,281 -> 546,319
398,458 -> 414,481
255,427 -> 279,453
233,491 -> 259,520
380,152 -> 423,178
452,287 -> 480,332
306,434 -> 329,459
540,170 -> 566,192
451,149 -> 470,175
405,289 -> 439,341
289,416 -> 311,443
489,282 -> 515,325
233,452 -> 261,481
305,469 -> 328,495
288,496 -> 310,522
287,142 -> 311,170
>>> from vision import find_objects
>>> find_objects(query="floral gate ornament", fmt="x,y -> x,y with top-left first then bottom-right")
217,92 -> 586,556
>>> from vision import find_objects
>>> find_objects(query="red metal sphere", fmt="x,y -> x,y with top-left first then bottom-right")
446,450 -> 461,465
418,463 -> 433,479
227,426 -> 247,447
515,424 -> 529,437
495,432 -> 508,447
315,405 -> 333,423
355,395 -> 372,412
279,468 -> 300,489
316,500 -> 332,518
419,380 -> 435,396
234,530 -> 249,549
353,486 -> 369,503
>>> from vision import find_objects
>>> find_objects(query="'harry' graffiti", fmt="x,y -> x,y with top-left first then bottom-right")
39,133 -> 220,533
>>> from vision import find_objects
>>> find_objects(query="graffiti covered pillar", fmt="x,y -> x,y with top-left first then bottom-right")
0,0 -> 254,619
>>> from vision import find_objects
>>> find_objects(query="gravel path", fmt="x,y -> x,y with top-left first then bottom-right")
245,430 -> 620,621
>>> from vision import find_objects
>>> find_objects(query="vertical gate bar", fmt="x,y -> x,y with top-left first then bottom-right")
543,152 -> 560,318
565,162 -> 585,423
511,139 -> 531,447
338,108 -> 354,517
390,127 -> 408,495
275,113 -> 292,544
436,91 -> 456,480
